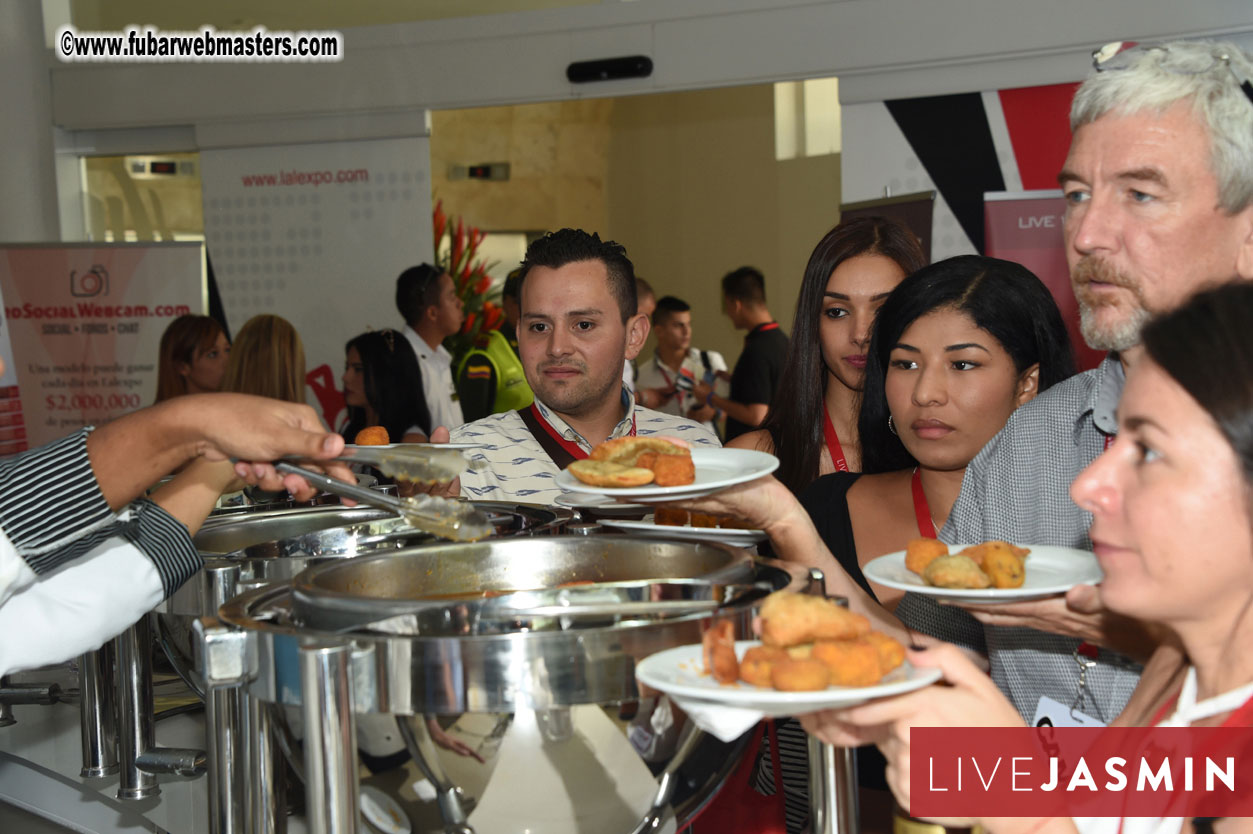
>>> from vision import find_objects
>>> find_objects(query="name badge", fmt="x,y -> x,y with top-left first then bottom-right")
1032,695 -> 1106,729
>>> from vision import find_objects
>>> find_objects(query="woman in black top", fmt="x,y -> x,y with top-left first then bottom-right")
678,256 -> 1075,832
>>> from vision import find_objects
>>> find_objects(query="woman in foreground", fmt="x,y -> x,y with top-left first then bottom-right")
804,282 -> 1253,834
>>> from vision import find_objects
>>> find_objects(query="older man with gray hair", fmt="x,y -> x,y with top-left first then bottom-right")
896,40 -> 1253,727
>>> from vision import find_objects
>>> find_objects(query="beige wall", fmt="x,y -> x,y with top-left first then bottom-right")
605,84 -> 841,368
429,99 -> 611,235
430,84 -> 843,369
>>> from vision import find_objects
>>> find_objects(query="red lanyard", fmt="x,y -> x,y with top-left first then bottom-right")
821,407 -> 850,473
910,467 -> 937,538
528,403 -> 636,460
750,321 -> 781,336
1104,433 -> 1116,450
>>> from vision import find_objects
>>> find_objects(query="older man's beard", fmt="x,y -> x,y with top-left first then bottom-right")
1071,257 -> 1153,352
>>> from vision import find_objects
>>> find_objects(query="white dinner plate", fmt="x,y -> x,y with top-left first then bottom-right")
862,544 -> 1104,605
598,519 -> 768,546
553,493 -> 649,514
636,640 -> 942,717
554,448 -> 779,501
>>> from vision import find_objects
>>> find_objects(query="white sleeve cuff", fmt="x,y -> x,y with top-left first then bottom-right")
0,537 -> 164,677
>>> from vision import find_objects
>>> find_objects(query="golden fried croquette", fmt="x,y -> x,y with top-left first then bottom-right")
957,540 -> 1030,570
591,436 -> 689,467
982,546 -> 1026,589
759,591 -> 871,647
653,507 -> 689,527
785,643 -> 813,659
770,657 -> 831,692
864,631 -> 906,674
651,453 -> 696,487
922,554 -> 992,589
739,645 -> 788,687
717,515 -> 758,530
702,620 -> 739,684
811,639 -> 884,687
567,459 -> 655,488
905,538 -> 949,575
690,512 -> 719,528
354,426 -> 390,446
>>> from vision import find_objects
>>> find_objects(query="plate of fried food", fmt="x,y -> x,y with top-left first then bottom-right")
599,508 -> 768,546
862,539 -> 1103,604
635,591 -> 940,716
554,437 -> 778,500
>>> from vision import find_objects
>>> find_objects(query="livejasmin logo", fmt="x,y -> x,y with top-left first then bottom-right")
911,727 -> 1253,819
928,752 -> 1234,793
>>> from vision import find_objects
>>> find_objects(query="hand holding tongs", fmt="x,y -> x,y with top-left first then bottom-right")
273,446 -> 492,542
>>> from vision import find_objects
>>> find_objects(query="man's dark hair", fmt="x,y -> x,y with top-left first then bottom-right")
519,229 -> 637,322
721,266 -> 766,304
652,295 -> 691,326
395,263 -> 443,325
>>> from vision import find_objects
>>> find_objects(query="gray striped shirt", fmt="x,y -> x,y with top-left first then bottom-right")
897,356 -> 1142,723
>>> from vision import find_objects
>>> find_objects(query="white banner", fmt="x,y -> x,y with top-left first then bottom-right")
0,242 -> 205,451
199,136 -> 432,430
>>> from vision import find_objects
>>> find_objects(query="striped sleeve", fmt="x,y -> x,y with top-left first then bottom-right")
116,499 -> 201,598
0,428 -> 114,574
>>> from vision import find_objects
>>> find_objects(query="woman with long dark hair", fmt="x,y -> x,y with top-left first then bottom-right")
673,255 -> 1075,833
731,217 -> 926,491
341,329 -> 432,443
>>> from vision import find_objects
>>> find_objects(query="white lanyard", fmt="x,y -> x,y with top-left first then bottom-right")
1159,667 -> 1253,727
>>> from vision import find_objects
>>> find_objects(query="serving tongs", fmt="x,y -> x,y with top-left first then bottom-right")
273,460 -> 493,542
299,443 -> 474,484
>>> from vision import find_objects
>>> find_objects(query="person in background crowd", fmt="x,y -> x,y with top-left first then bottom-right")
500,268 -> 524,350
397,263 -> 465,431
0,379 -> 351,677
341,329 -> 432,443
625,276 -> 657,395
635,295 -> 727,434
696,266 -> 788,441
444,229 -> 718,504
220,314 -> 307,404
809,282 -> 1253,834
456,271 -> 534,421
731,217 -> 927,491
154,314 -> 230,402
896,38 -> 1253,730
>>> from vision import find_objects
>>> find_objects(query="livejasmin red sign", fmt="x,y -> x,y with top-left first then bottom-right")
911,728 -> 1253,818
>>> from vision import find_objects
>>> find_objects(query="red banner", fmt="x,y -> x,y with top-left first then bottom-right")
984,190 -> 1104,371
912,726 -> 1253,819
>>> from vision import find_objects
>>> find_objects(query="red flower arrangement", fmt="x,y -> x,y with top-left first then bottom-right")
433,199 -> 503,364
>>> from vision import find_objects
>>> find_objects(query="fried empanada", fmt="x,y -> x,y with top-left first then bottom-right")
905,538 -> 949,575
922,554 -> 991,589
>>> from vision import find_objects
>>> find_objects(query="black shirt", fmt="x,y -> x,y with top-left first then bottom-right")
725,322 -> 789,440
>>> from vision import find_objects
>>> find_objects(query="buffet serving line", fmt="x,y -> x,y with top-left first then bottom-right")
0,444 -> 864,834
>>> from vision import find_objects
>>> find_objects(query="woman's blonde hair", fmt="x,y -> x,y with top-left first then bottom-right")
220,314 -> 306,403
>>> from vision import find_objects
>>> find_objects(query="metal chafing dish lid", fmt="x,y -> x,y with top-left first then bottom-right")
288,535 -> 758,635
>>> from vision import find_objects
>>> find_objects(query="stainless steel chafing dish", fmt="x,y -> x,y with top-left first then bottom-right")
199,536 -> 817,834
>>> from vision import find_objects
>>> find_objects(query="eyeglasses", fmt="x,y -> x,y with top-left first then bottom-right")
1092,41 -> 1253,106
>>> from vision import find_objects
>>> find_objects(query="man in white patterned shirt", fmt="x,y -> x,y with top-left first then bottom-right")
450,229 -> 719,504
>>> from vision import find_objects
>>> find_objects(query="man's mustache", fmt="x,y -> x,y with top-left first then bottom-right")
1072,257 -> 1137,291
